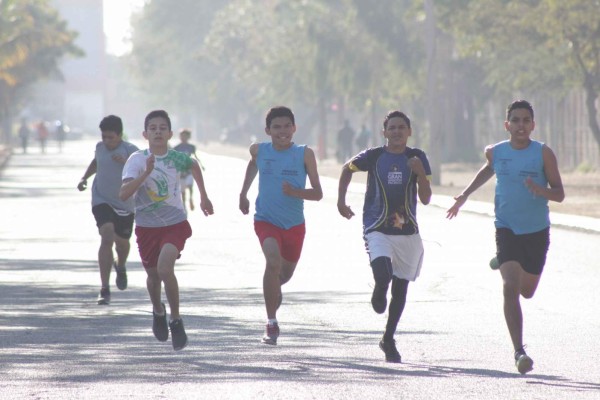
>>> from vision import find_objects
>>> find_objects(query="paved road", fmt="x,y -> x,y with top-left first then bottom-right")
0,139 -> 598,399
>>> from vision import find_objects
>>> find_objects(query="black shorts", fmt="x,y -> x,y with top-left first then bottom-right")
495,227 -> 550,275
92,203 -> 134,239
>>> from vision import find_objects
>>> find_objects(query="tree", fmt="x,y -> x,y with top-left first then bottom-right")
446,0 -> 600,153
0,0 -> 81,142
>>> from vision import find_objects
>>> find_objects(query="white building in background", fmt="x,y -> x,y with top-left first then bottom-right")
31,0 -> 106,134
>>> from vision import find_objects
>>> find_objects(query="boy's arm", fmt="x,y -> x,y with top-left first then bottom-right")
408,156 -> 432,205
525,145 -> 565,202
446,146 -> 495,219
190,159 -> 213,216
282,147 -> 323,201
119,155 -> 154,201
337,162 -> 356,219
239,143 -> 259,215
77,159 -> 97,191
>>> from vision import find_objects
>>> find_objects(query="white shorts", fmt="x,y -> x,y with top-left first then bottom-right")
181,174 -> 194,188
365,231 -> 424,281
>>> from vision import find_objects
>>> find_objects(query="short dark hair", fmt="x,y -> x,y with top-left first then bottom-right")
506,100 -> 534,121
265,106 -> 295,128
383,110 -> 411,129
144,110 -> 171,130
99,115 -> 123,135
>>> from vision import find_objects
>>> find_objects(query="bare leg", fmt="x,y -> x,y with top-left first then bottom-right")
98,223 -> 115,287
188,186 -> 195,210
157,243 -> 181,320
114,235 -> 130,269
500,261 -> 541,351
262,238 -> 287,319
146,267 -> 163,314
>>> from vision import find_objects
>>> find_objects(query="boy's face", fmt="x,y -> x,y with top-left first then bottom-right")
143,117 -> 172,146
101,130 -> 122,150
265,116 -> 296,149
383,116 -> 411,146
505,108 -> 535,141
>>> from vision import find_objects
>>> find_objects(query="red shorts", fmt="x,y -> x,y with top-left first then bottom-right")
254,221 -> 305,263
135,220 -> 192,269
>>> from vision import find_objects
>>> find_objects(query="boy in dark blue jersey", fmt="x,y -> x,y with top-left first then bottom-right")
337,110 -> 432,363
447,100 -> 564,374
239,106 -> 323,345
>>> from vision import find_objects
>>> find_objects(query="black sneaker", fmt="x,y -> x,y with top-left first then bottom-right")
261,322 -> 280,345
514,347 -> 534,374
371,284 -> 387,314
169,318 -> 188,351
152,303 -> 169,342
97,287 -> 110,305
379,339 -> 401,363
114,262 -> 127,290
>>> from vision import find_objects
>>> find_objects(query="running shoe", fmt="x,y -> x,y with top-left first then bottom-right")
515,347 -> 534,374
261,322 -> 280,345
489,257 -> 501,270
114,262 -> 128,290
152,303 -> 169,342
379,339 -> 401,363
371,284 -> 387,314
169,318 -> 188,351
97,287 -> 110,305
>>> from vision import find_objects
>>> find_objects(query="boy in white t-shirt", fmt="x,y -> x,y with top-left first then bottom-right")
120,110 -> 214,351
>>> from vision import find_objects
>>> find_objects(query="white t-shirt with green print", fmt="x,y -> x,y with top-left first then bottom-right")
122,149 -> 193,227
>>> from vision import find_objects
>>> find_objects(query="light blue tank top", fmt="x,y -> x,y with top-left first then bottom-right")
493,140 -> 549,234
255,142 -> 307,229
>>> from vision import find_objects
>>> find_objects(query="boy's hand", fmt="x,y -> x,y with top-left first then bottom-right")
77,178 -> 87,191
200,198 -> 214,216
446,194 -> 468,219
112,154 -> 126,164
239,195 -> 250,215
337,202 -> 355,219
282,181 -> 296,197
145,154 -> 155,174
408,156 -> 426,177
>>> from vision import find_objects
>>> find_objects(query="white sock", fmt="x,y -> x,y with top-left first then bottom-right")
267,318 -> 278,326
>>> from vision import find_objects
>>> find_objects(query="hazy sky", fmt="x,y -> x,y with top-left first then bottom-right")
103,0 -> 146,56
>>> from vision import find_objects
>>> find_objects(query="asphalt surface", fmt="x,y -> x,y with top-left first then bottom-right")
0,139 -> 598,399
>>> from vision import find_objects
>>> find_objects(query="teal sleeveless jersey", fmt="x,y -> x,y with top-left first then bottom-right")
255,142 -> 307,229
493,140 -> 549,234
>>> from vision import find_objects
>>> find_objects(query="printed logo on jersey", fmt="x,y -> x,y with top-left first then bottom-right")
387,164 -> 403,185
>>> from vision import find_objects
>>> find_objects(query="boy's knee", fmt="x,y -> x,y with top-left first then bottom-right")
371,256 -> 393,287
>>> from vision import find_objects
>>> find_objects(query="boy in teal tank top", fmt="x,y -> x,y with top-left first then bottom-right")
446,100 -> 565,374
239,106 -> 323,345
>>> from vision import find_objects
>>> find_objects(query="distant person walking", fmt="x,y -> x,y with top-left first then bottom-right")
239,106 -> 323,345
77,115 -> 139,305
18,118 -> 30,154
337,110 -> 432,363
37,121 -> 49,154
446,100 -> 565,374
355,123 -> 371,150
173,128 -> 204,213
337,119 -> 356,163
55,120 -> 66,153
120,109 -> 214,351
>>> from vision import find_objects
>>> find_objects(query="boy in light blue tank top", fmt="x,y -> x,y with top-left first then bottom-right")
239,106 -> 323,345
447,100 -> 565,374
